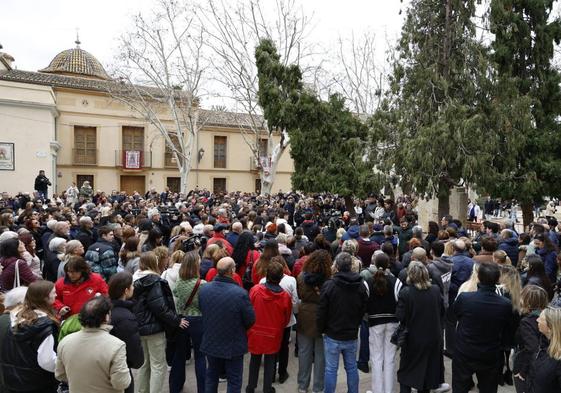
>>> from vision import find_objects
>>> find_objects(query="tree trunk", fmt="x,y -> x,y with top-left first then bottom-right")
260,177 -> 273,195
521,201 -> 534,231
437,188 -> 450,220
179,164 -> 190,195
344,195 -> 356,217
259,141 -> 286,196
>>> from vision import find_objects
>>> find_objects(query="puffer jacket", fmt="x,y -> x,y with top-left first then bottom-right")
132,271 -> 181,337
111,299 -> 144,369
85,239 -> 118,282
0,316 -> 58,392
450,252 -> 474,305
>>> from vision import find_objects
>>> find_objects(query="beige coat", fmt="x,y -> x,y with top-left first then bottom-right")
55,325 -> 131,393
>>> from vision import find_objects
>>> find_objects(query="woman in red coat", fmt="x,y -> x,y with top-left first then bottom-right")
54,256 -> 108,317
246,261 -> 292,393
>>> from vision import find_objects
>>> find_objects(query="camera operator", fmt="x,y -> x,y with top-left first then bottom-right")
147,207 -> 171,245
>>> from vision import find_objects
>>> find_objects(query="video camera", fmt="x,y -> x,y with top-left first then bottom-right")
181,233 -> 208,253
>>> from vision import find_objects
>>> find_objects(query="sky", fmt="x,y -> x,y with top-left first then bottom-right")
1,0 -> 408,73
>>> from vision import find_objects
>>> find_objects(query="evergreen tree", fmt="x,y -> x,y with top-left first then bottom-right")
371,0 -> 517,217
256,39 -> 382,209
484,0 -> 561,225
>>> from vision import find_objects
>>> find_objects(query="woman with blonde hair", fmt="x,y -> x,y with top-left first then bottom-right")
396,262 -> 443,393
533,307 -> 561,393
513,285 -> 548,393
458,263 -> 480,295
133,251 -> 188,393
494,250 -> 512,266
153,246 -> 170,274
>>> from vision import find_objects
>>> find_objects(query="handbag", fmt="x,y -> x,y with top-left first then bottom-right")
242,251 -> 255,291
390,323 -> 408,348
184,278 -> 202,309
13,259 -> 21,289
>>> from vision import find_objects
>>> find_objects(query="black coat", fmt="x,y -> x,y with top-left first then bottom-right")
317,271 -> 368,341
453,285 -> 515,364
74,228 -> 95,250
0,317 -> 58,392
530,337 -> 561,393
111,299 -> 144,369
513,311 -> 540,378
133,273 -> 181,337
396,285 -> 444,391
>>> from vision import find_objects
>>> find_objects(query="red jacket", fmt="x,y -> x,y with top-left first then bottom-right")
236,250 -> 260,279
247,284 -> 291,354
207,233 -> 234,255
292,256 -> 308,278
205,268 -> 243,287
54,273 -> 108,316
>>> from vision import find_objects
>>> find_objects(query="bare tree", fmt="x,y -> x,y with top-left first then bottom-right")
110,0 -> 208,194
327,31 -> 387,116
202,0 -> 315,195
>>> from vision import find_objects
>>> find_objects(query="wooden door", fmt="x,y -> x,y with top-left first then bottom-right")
167,177 -> 180,193
76,175 -> 94,189
120,175 -> 145,195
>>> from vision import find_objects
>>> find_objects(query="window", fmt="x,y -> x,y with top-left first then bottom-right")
122,126 -> 144,151
259,138 -> 268,158
213,178 -> 226,193
76,175 -> 94,190
164,134 -> 180,167
213,136 -> 227,168
255,178 -> 261,194
167,177 -> 180,193
73,126 -> 97,165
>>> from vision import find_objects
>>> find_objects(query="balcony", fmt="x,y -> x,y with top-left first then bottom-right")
72,149 -> 98,165
115,150 -> 152,169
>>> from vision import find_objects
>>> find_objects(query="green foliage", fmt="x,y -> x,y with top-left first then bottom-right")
482,0 -> 561,204
371,0 -> 530,200
256,39 -> 382,198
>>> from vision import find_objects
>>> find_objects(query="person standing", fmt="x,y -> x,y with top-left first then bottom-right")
452,262 -> 516,393
317,252 -> 369,393
108,271 -> 145,393
85,226 -> 119,282
65,183 -> 79,207
531,307 -> 561,393
55,296 -> 131,393
199,257 -> 255,393
246,261 -> 292,393
34,170 -> 51,200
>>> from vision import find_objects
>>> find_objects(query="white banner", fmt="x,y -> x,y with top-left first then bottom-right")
125,150 -> 141,169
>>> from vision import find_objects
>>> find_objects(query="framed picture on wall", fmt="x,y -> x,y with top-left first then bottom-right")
0,143 -> 14,171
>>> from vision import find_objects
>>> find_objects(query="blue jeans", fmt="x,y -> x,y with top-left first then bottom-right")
205,354 -> 244,393
358,320 -> 369,368
323,335 -> 359,393
170,316 -> 206,393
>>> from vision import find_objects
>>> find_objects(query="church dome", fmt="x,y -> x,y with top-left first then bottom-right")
40,41 -> 110,80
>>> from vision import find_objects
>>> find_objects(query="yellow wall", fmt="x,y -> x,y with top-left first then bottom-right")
0,81 -> 57,195
54,89 -> 294,194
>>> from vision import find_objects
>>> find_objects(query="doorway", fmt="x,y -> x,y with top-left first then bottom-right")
120,175 -> 145,195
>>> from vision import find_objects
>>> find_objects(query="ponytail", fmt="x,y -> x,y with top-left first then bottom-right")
372,252 -> 390,296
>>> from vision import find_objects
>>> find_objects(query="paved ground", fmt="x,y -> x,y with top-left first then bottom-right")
137,331 -> 516,393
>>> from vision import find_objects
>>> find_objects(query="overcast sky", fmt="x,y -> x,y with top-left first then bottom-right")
1,0 -> 408,72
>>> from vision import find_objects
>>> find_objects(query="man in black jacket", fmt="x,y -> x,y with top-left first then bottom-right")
33,170 -> 51,200
74,216 -> 95,250
452,262 -> 515,393
317,252 -> 369,393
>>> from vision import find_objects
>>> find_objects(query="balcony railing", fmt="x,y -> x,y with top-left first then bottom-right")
72,149 -> 98,165
115,150 -> 152,169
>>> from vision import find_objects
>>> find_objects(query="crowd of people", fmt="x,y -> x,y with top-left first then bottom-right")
0,184 -> 560,393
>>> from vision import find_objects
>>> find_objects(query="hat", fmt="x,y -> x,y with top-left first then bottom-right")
213,223 -> 228,232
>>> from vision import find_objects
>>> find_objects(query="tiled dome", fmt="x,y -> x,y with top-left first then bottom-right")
40,44 -> 109,80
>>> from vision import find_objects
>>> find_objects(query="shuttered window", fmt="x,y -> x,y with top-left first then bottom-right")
73,126 -> 97,165
214,136 -> 227,168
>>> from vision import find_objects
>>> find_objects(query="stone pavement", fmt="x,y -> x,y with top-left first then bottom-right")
140,331 -> 516,393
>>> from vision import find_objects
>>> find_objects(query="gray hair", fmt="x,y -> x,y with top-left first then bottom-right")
406,261 -> 432,290
65,240 -> 83,255
412,226 -> 423,238
335,252 -> 353,273
49,237 -> 67,253
79,216 -> 92,225
341,240 -> 358,255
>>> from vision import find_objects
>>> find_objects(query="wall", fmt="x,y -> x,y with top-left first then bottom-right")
55,89 -> 294,194
0,80 -> 57,196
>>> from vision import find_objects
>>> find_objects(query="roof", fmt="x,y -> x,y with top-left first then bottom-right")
0,69 -> 266,128
40,47 -> 110,80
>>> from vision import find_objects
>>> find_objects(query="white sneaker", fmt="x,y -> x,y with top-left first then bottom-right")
434,383 -> 451,393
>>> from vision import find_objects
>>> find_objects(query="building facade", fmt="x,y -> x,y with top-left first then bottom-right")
0,44 -> 293,196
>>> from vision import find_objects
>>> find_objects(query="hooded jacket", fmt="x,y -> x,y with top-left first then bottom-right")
54,273 -> 108,316
247,283 -> 292,355
0,316 -> 58,392
317,271 -> 368,341
132,271 -> 181,337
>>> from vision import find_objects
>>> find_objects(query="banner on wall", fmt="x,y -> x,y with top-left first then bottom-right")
124,150 -> 141,169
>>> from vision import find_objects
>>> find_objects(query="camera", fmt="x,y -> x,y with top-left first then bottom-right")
181,233 -> 208,252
